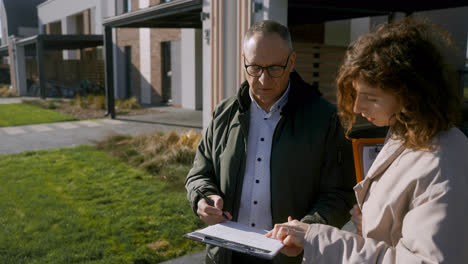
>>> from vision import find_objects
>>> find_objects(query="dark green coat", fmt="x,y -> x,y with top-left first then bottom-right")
185,72 -> 356,264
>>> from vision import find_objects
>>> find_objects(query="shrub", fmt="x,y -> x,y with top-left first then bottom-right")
96,130 -> 202,186
116,97 -> 141,110
0,86 -> 17,97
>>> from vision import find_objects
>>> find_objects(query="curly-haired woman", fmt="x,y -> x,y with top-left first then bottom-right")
267,18 -> 468,263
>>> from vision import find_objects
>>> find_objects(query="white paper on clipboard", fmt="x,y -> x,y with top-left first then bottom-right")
362,144 -> 384,177
184,221 -> 283,259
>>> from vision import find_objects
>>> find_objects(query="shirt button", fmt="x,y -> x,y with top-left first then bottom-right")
251,223 -> 255,227
256,180 -> 259,183
257,157 -> 262,162
253,201 -> 258,205
260,138 -> 264,141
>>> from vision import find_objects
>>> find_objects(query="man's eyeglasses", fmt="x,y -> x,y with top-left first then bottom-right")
243,54 -> 291,78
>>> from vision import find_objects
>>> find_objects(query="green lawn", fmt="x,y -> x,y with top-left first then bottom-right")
0,103 -> 76,127
0,146 -> 204,264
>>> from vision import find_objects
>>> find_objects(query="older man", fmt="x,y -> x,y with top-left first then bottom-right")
185,20 -> 355,264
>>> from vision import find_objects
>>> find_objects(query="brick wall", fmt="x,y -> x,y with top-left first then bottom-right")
150,28 -> 180,103
115,0 -> 181,104
117,27 -> 141,100
116,27 -> 180,104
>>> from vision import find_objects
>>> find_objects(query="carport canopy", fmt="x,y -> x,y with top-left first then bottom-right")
101,0 -> 202,118
13,34 -> 103,98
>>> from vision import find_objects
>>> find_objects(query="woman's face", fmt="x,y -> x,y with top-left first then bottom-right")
352,79 -> 402,127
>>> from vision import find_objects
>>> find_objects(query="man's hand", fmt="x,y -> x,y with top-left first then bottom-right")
349,204 -> 362,236
196,194 -> 232,225
266,216 -> 309,257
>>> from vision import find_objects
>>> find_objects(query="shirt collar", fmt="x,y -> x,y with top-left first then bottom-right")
249,81 -> 290,114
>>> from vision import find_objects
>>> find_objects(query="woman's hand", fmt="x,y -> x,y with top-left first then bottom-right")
350,204 -> 362,235
266,216 -> 310,257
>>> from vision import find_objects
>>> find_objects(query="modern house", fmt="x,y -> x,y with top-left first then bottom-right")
0,0 -> 47,92
101,0 -> 468,129
0,0 -> 188,108
0,0 -> 466,131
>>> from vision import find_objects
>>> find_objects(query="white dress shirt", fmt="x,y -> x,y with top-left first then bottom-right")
237,83 -> 290,230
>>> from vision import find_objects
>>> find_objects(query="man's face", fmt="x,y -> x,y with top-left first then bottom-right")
243,33 -> 296,111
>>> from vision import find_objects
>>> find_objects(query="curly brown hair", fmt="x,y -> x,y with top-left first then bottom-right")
337,18 -> 461,150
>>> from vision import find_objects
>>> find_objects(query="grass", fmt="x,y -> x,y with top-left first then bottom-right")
0,145 -> 204,264
96,130 -> 201,189
0,103 -> 76,127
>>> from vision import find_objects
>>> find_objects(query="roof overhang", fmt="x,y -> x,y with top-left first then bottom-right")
288,1 -> 468,25
15,34 -> 103,50
102,0 -> 202,28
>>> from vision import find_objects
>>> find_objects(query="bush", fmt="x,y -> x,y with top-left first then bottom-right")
0,86 -> 16,97
116,97 -> 141,110
96,130 -> 202,187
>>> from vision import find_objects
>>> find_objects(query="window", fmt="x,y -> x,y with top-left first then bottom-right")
124,0 -> 132,13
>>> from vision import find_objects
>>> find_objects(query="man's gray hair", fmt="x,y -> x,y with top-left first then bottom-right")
243,20 -> 293,52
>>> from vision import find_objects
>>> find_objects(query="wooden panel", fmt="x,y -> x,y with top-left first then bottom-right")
294,42 -> 346,103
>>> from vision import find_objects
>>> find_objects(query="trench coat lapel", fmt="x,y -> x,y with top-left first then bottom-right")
354,137 -> 405,208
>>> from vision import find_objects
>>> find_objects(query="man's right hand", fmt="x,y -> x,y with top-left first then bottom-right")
196,195 -> 232,225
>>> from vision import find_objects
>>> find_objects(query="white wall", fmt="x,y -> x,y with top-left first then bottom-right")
181,28 -> 202,110
37,0 -> 116,34
62,15 -> 78,59
1,1 -> 8,45
202,0 -> 211,129
253,0 -> 288,25
139,0 -> 151,104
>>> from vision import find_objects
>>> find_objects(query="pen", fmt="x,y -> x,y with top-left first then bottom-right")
195,189 -> 230,220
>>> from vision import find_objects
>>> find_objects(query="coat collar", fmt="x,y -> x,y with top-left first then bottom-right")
236,71 -> 322,114
354,134 -> 405,208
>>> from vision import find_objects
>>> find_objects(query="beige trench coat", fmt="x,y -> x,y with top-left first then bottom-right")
302,127 -> 468,264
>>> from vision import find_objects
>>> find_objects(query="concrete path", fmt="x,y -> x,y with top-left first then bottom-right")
0,104 -> 203,155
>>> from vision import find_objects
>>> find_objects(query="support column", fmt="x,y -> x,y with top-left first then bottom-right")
7,36 -> 18,93
181,29 -> 202,110
104,26 -> 115,118
139,0 -> 151,104
15,45 -> 27,96
36,36 -> 46,99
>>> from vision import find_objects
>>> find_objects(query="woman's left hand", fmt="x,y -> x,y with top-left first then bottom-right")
265,216 -> 310,257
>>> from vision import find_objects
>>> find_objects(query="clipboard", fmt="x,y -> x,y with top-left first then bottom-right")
184,221 -> 283,259
352,138 -> 385,182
